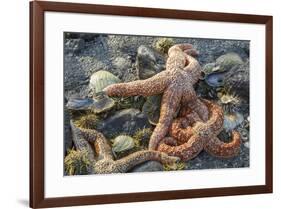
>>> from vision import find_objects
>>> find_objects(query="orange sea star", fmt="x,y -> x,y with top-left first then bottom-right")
104,44 -> 205,150
157,99 -> 241,161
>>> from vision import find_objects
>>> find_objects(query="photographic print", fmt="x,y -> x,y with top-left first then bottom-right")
63,33 -> 250,175
30,2 -> 272,207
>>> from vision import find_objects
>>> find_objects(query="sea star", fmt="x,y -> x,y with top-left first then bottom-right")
104,43 -> 205,150
70,121 -> 180,174
157,99 -> 241,161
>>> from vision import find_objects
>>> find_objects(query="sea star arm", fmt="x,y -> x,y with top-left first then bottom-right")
148,86 -> 182,150
157,135 -> 205,161
160,137 -> 178,146
192,100 -> 224,137
104,70 -> 170,97
168,109 -> 203,145
204,131 -> 241,158
182,54 -> 203,84
168,118 -> 194,144
114,150 -> 180,173
70,121 -> 96,165
168,44 -> 198,57
78,126 -> 114,161
187,98 -> 209,122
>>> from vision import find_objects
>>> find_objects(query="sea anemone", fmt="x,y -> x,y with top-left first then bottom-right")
223,112 -> 244,132
73,113 -> 100,129
163,161 -> 186,171
133,128 -> 153,148
217,90 -> 241,113
153,38 -> 175,54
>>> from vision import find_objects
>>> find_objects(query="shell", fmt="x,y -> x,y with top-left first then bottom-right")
66,95 -> 115,114
215,52 -> 244,72
142,95 -> 162,125
223,112 -> 244,132
66,98 -> 95,110
203,53 -> 244,87
92,93 -> 115,114
112,135 -> 135,153
203,63 -> 216,75
239,128 -> 249,142
89,70 -> 121,94
205,72 -> 226,87
244,141 -> 250,149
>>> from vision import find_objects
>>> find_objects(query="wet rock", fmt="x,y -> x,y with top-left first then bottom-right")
142,95 -> 162,125
65,39 -> 85,54
136,45 -> 165,79
64,106 -> 72,154
98,108 -> 151,138
112,56 -> 135,81
65,32 -> 99,41
224,60 -> 249,99
112,56 -> 132,71
131,161 -> 163,172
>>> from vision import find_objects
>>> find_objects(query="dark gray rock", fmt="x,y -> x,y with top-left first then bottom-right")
97,108 -> 151,138
66,33 -> 100,41
136,45 -> 165,79
65,39 -> 85,54
64,103 -> 73,154
130,161 -> 163,172
65,32 -> 99,41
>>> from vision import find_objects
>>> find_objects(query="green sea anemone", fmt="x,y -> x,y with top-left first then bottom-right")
163,161 -> 186,171
73,113 -> 100,129
154,38 -> 175,54
133,128 -> 153,148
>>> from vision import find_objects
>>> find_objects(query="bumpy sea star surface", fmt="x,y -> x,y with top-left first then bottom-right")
157,99 -> 241,161
70,121 -> 180,174
104,44 -> 205,150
